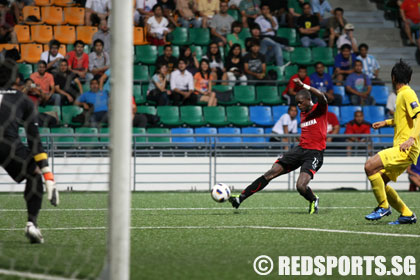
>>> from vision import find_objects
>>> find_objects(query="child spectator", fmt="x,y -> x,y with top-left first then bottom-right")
283,65 -> 310,105
210,1 -> 234,47
147,4 -> 170,45
345,60 -> 374,105
243,38 -> 266,83
203,42 -> 227,82
225,43 -> 247,85
310,61 -> 342,105
271,105 -> 298,144
41,40 -> 64,74
147,63 -> 171,106
66,40 -> 89,81
194,59 -> 217,106
334,43 -> 357,85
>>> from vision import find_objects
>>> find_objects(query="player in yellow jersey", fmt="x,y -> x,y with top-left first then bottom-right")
364,60 -> 417,224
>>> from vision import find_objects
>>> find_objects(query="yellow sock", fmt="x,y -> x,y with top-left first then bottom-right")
385,185 -> 413,216
368,173 -> 389,208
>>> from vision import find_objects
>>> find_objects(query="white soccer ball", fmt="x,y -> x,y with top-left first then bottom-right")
211,183 -> 231,203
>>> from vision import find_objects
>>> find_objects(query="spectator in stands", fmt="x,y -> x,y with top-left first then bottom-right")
288,0 -> 310,27
210,1 -> 234,47
147,63 -> 171,106
227,21 -> 246,52
197,0 -> 219,28
194,59 -> 217,106
75,78 -> 109,126
0,23 -> 16,44
176,0 -> 201,28
66,40 -> 89,81
327,7 -> 346,48
85,0 -> 111,26
255,4 -> 278,37
228,0 -> 242,10
311,0 -> 332,27
225,43 -> 247,85
310,61 -> 342,105
356,43 -> 381,83
54,59 -> 83,105
158,0 -> 178,27
334,44 -> 356,85
243,38 -> 266,83
345,60 -> 374,105
283,65 -> 310,105
407,162 -> 420,191
99,68 -> 111,93
170,58 -> 196,105
297,3 -> 326,47
264,0 -> 288,27
92,19 -> 111,54
0,0 -> 16,26
344,110 -> 371,155
400,0 -> 420,47
270,105 -> 298,143
156,44 -> 178,73
326,110 -> 340,142
30,60 -> 60,106
40,40 -> 64,74
146,4 -> 170,45
203,42 -> 227,82
21,78 -> 42,106
179,45 -> 199,75
239,0 -> 261,28
87,39 -> 110,83
386,91 -> 396,117
135,0 -> 157,26
337,23 -> 358,52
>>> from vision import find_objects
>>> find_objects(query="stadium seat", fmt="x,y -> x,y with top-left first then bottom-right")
146,128 -> 170,142
54,25 -> 76,44
14,25 -> 32,43
180,106 -> 206,126
328,105 -> 340,120
218,127 -> 241,143
50,127 -> 74,144
0,44 -> 19,52
277,28 -> 298,46
234,85 -> 257,105
189,28 -> 210,46
265,65 -> 284,81
195,127 -> 217,143
190,45 -> 203,61
333,85 -> 348,105
272,105 -> 288,121
35,0 -> 52,5
340,106 -> 362,126
284,64 -> 298,81
290,47 -> 312,65
66,43 -> 90,54
371,85 -> 389,105
38,127 -> 50,143
135,45 -> 157,64
249,106 -> 274,126
19,44 -> 43,64
171,128 -> 195,143
62,105 -> 83,126
22,6 -> 41,23
137,105 -> 156,115
238,27 -> 251,41
132,127 -> 147,143
133,85 -> 146,104
203,106 -> 228,126
311,47 -> 334,66
363,106 -> 385,124
256,86 -> 281,105
43,43 -> 66,56
169,27 -> 190,45
31,25 -> 53,44
76,26 -> 97,45
212,85 -> 235,105
41,7 -> 64,25
133,27 -> 147,45
53,0 -> 76,6
64,7 -> 85,25
157,106 -> 182,126
241,127 -> 265,143
379,127 -> 394,143
99,127 -> 109,142
38,105 -> 61,121
18,64 -> 33,80
133,65 -> 149,82
226,106 -> 252,126
158,45 -> 179,58
75,127 -> 98,143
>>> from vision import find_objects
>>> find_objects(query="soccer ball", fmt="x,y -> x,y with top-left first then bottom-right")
211,183 -> 231,202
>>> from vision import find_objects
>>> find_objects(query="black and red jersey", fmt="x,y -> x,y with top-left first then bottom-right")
299,102 -> 328,151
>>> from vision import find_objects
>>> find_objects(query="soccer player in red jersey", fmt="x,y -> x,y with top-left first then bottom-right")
229,79 -> 328,214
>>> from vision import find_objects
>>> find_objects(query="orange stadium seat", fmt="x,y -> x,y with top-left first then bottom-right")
31,25 -> 53,43
19,44 -> 43,63
42,6 -> 64,25
22,6 -> 41,23
43,44 -> 67,56
54,25 -> 76,44
0,44 -> 19,51
64,7 -> 85,25
34,0 -> 53,6
14,25 -> 32,43
53,0 -> 75,6
133,27 -> 148,45
76,26 -> 97,45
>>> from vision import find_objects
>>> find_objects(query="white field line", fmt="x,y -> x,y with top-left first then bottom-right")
0,268 -> 77,280
0,225 -> 418,238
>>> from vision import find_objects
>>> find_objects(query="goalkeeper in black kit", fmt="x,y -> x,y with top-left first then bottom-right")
0,59 -> 59,244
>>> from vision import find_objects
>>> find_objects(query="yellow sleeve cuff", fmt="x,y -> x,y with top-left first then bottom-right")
385,119 -> 394,126
34,153 -> 48,162
410,115 -> 420,138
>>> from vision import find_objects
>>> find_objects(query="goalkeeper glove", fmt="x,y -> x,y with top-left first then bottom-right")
41,167 -> 59,206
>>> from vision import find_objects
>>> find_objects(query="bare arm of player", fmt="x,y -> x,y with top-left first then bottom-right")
400,115 -> 420,152
293,78 -> 327,105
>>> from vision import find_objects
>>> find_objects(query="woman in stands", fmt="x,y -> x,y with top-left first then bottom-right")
179,45 -> 199,75
203,42 -> 228,84
193,59 -> 217,106
225,43 -> 247,86
147,63 -> 171,106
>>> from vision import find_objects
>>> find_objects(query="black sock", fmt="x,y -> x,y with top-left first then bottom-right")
298,186 -> 316,202
24,173 -> 43,227
239,176 -> 270,202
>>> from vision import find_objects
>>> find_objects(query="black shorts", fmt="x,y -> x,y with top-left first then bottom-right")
275,146 -> 324,179
0,141 -> 37,183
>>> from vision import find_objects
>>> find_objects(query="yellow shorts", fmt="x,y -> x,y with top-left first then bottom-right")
378,146 -> 418,182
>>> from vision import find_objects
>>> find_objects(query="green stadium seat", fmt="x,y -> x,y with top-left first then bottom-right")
170,27 -> 190,45
137,105 -> 156,115
190,45 -> 203,61
277,28 -> 298,46
234,85 -> 257,105
189,28 -> 210,46
38,127 -> 50,143
51,127 -> 74,144
99,127 -> 109,143
67,44 -> 90,54
38,105 -> 61,122
149,65 -> 156,75
213,85 -> 235,105
226,106 -> 252,126
284,64 -> 298,81
75,127 -> 98,143
266,65 -> 284,81
18,64 -> 33,79
312,47 -> 334,66
146,127 -> 170,142
157,106 -> 182,126
257,86 -> 282,105
132,127 -> 146,143
203,106 -> 228,126
133,65 -> 149,82
133,85 -> 146,104
290,47 -> 312,65
62,105 -> 83,126
158,45 -> 179,57
180,106 -> 206,126
135,45 -> 157,64
283,50 -> 291,63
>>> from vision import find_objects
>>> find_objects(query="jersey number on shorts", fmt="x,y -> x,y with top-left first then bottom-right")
312,157 -> 319,170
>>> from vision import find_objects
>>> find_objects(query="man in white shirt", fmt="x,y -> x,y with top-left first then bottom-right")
170,59 -> 196,105
271,105 -> 298,144
85,0 -> 111,26
336,23 -> 358,53
40,40 -> 63,73
255,4 -> 278,36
